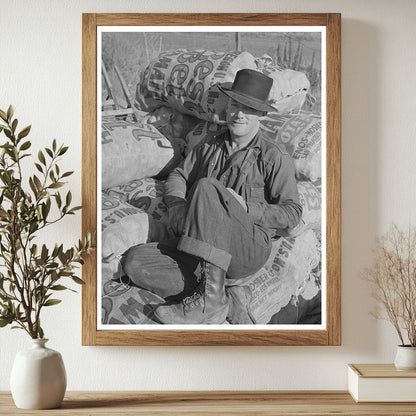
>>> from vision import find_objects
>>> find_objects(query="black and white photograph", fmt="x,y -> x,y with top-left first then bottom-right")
98,27 -> 325,330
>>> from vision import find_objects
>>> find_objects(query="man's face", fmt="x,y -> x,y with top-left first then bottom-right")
225,99 -> 264,139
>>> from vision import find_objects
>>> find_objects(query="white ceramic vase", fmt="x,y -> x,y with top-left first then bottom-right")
394,345 -> 416,371
10,338 -> 67,409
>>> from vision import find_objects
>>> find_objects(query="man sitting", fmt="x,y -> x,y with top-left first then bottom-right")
122,68 -> 302,324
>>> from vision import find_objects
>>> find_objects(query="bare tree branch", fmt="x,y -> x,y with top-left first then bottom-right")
363,223 -> 416,347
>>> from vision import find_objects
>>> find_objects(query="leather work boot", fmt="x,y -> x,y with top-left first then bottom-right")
154,261 -> 229,324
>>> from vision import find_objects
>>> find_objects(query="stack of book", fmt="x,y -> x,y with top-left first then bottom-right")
348,364 -> 416,402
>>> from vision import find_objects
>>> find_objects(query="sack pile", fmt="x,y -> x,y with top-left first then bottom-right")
226,110 -> 323,323
101,48 -> 321,325
136,48 -> 311,156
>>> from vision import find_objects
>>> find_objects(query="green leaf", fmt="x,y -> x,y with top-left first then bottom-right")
50,285 -> 68,291
61,171 -> 74,178
65,191 -> 72,207
41,201 -> 50,221
69,206 -> 82,213
56,244 -> 63,258
41,244 -> 48,262
0,109 -> 7,121
71,276 -> 85,285
38,325 -> 44,339
4,129 -> 12,140
29,177 -> 37,196
52,139 -> 57,152
33,175 -> 42,192
34,163 -> 43,173
19,140 -> 31,151
45,148 -> 53,158
17,125 -> 31,140
11,119 -> 18,133
48,182 -> 64,189
55,192 -> 62,209
58,146 -> 68,156
29,222 -> 39,234
43,299 -> 62,307
0,317 -> 13,327
51,244 -> 59,258
58,250 -> 67,264
6,105 -> 14,121
38,150 -> 46,165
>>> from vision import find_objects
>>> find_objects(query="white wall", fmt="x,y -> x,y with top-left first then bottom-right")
1,0 -> 416,391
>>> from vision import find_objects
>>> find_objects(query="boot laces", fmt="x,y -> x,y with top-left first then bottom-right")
182,289 -> 203,313
199,263 -> 209,312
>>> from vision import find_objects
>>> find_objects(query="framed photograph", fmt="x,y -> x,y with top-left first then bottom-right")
82,13 -> 341,346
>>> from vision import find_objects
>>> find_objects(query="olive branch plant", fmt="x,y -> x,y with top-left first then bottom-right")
0,105 -> 95,339
363,223 -> 416,347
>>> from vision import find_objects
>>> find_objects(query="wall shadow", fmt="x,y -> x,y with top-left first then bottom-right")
340,18 -> 381,356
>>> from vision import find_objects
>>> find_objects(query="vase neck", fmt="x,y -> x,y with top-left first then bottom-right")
30,338 -> 49,349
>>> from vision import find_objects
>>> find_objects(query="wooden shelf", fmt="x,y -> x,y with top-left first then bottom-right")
2,391 -> 416,415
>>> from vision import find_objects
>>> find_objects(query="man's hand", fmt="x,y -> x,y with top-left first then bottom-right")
227,188 -> 248,212
168,202 -> 187,236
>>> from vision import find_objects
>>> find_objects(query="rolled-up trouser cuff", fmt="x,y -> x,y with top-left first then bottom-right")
178,236 -> 232,271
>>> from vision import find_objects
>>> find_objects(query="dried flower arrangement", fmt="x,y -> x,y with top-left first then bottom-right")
363,223 -> 416,347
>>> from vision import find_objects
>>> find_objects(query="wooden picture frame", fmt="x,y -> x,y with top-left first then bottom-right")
82,13 -> 341,346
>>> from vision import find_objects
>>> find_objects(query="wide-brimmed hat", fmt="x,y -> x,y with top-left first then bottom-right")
218,69 -> 275,113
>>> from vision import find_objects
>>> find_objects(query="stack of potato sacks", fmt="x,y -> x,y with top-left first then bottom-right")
101,49 -> 321,325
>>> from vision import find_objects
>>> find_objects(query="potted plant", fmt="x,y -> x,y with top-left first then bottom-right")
0,106 -> 94,408
363,223 -> 416,370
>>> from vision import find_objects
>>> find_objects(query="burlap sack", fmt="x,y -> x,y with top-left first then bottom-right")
260,64 -> 310,114
260,112 -> 321,181
102,117 -> 176,188
101,261 -> 165,325
135,49 -> 257,121
226,229 -> 320,324
278,181 -> 321,237
103,177 -> 170,227
298,263 -> 321,301
102,192 -> 169,261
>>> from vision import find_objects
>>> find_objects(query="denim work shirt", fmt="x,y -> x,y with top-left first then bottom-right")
164,128 -> 302,236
